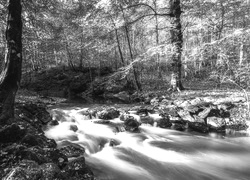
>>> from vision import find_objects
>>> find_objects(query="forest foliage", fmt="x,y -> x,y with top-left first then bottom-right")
0,0 -> 250,90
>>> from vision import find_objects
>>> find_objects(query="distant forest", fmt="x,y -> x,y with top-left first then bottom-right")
0,0 -> 250,91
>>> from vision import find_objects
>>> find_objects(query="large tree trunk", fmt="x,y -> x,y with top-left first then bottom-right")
0,0 -> 22,123
169,0 -> 184,91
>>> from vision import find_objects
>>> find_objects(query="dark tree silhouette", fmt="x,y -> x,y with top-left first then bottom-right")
0,0 -> 22,123
169,0 -> 184,91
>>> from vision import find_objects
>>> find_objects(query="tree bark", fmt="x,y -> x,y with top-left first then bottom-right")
0,0 -> 22,123
169,0 -> 184,91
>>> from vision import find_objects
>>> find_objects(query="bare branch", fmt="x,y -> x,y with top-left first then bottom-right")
124,3 -> 157,14
127,13 -> 171,25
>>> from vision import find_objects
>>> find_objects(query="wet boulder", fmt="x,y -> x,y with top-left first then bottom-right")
40,163 -> 63,179
120,113 -> 141,122
124,115 -> 141,132
193,115 -> 205,124
177,109 -> 195,122
160,105 -> 179,118
63,157 -> 94,179
21,133 -> 44,147
69,125 -> 78,132
197,107 -> 211,119
171,123 -> 186,131
150,97 -> 160,106
1,144 -> 27,167
44,148 -> 68,168
3,161 -> 64,180
188,122 -> 209,133
97,107 -> 120,120
148,95 -> 172,106
3,160 -> 43,180
140,116 -> 154,125
109,139 -> 121,147
114,124 -> 126,133
0,124 -> 26,143
88,109 -> 98,119
21,132 -> 57,148
16,146 -> 68,168
51,109 -> 68,122
207,117 -> 225,127
119,113 -> 127,121
16,103 -> 52,125
60,144 -> 85,158
158,116 -> 172,128
17,146 -> 48,165
207,117 -> 226,132
48,120 -> 59,126
136,108 -> 151,116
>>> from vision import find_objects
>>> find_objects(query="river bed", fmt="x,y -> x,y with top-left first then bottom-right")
45,106 -> 250,180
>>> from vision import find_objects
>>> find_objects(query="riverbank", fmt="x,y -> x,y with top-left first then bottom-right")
48,88 -> 250,135
0,94 -> 95,180
17,88 -> 250,134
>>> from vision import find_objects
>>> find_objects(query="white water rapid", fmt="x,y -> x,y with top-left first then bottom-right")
45,106 -> 250,180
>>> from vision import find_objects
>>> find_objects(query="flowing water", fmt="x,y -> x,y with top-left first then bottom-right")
45,106 -> 250,180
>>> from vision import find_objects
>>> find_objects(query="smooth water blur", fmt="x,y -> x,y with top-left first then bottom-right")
45,107 -> 250,180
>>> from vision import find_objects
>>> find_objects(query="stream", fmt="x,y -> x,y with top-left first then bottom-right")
45,106 -> 250,180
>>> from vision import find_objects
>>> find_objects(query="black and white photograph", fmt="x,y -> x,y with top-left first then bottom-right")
0,0 -> 250,179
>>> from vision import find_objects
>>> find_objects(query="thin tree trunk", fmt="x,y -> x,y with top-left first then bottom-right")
239,12 -> 246,65
44,41 -> 48,67
0,0 -> 22,123
79,48 -> 83,69
107,12 -> 125,67
153,0 -> 161,78
65,42 -> 75,71
121,7 -> 141,91
214,1 -> 225,66
115,29 -> 125,65
183,28 -> 189,78
79,34 -> 84,69
54,48 -> 58,65
183,55 -> 188,78
32,42 -> 38,71
115,48 -> 118,70
169,0 -> 184,91
63,32 -> 75,71
239,42 -> 244,65
124,24 -> 141,91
